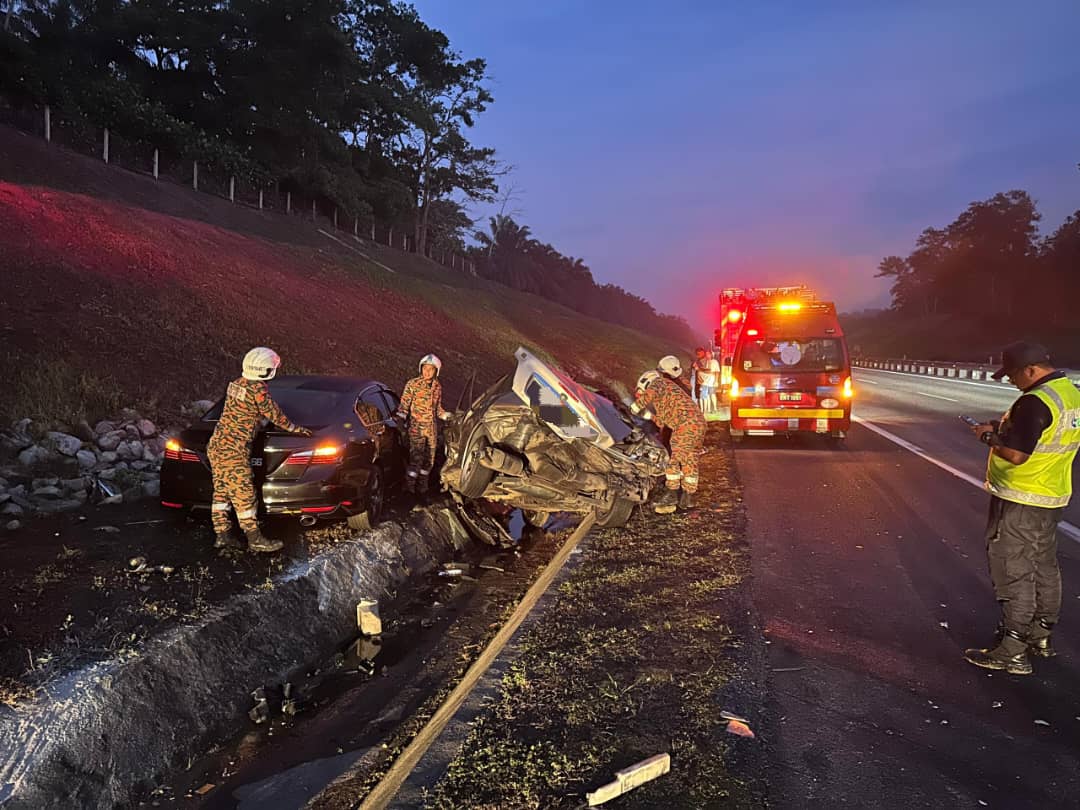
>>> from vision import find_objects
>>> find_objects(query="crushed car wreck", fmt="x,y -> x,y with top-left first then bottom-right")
441,347 -> 669,537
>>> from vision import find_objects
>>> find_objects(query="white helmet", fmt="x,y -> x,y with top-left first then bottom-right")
419,353 -> 442,376
658,355 -> 682,378
242,347 -> 281,381
636,370 -> 661,392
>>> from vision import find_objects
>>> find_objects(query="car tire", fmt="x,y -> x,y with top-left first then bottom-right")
825,433 -> 846,449
458,428 -> 495,498
595,497 -> 635,529
522,509 -> 550,529
347,468 -> 383,532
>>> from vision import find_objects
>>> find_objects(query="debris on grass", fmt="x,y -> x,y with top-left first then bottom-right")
194,783 -> 216,796
726,719 -> 756,738
586,753 -> 671,806
357,599 -> 382,636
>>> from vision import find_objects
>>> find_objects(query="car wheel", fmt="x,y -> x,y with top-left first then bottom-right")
595,497 -> 635,529
825,433 -> 846,449
347,468 -> 383,531
458,427 -> 495,498
522,509 -> 550,529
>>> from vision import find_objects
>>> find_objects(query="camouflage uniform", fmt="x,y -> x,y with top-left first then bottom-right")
636,375 -> 706,493
208,377 -> 304,534
398,375 -> 444,490
354,402 -> 385,436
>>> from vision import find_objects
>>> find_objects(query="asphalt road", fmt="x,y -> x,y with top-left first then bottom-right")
745,368 -> 1080,809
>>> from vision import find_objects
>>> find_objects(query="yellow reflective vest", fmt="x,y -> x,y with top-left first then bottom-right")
987,376 -> 1080,508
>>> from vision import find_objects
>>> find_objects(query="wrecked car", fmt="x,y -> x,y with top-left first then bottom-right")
160,376 -> 407,530
440,347 -> 669,533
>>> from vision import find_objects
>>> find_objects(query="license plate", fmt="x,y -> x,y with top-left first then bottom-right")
779,393 -> 803,402
250,458 -> 263,467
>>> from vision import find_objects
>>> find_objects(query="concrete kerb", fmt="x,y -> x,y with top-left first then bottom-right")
0,508 -> 470,809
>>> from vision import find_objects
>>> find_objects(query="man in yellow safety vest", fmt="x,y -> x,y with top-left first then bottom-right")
965,342 -> 1080,675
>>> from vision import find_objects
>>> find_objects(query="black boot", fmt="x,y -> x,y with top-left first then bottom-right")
214,530 -> 240,549
964,629 -> 1032,675
678,489 -> 695,510
1029,618 -> 1057,659
245,527 -> 283,554
653,489 -> 678,515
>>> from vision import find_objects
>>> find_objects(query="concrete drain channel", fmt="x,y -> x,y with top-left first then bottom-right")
148,509 -> 589,809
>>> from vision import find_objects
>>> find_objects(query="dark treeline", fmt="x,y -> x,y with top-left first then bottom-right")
876,190 -> 1079,330
0,0 -> 694,345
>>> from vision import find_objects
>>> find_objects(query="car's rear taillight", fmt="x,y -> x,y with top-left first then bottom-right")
730,379 -> 740,399
286,444 -> 343,466
165,439 -> 200,463
843,377 -> 853,399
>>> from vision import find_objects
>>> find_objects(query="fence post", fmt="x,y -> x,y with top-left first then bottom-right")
370,222 -> 375,241
44,106 -> 51,142
152,148 -> 159,179
353,216 -> 358,236
333,207 -> 338,229
286,191 -> 291,214
102,128 -> 109,164
258,189 -> 264,210
192,161 -> 198,191
388,228 -> 393,247
229,176 -> 235,202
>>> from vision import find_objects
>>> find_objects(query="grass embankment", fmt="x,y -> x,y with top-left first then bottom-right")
0,127 -> 677,425
427,428 -> 762,809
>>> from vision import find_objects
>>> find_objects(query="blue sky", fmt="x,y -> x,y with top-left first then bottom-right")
411,1 -> 1080,330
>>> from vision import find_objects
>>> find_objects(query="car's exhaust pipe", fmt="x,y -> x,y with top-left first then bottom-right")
299,515 -> 317,528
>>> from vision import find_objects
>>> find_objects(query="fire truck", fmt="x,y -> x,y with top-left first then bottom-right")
712,286 -> 852,441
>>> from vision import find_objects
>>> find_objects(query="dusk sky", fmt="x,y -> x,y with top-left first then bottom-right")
412,1 -> 1080,332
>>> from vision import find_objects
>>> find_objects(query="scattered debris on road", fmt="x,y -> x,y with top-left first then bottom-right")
194,783 -> 216,796
249,687 -> 270,724
1034,719 -> 1050,727
93,525 -> 120,533
726,719 -> 756,738
357,599 -> 382,636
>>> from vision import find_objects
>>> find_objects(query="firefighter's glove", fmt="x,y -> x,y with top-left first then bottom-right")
296,427 -> 314,437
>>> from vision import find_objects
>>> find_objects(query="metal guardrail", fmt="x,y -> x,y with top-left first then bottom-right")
854,359 -> 1080,386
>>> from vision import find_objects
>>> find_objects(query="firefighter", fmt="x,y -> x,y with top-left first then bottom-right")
208,347 -> 312,553
631,369 -> 706,513
396,353 -> 451,497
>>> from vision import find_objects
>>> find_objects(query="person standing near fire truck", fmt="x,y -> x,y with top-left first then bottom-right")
631,369 -> 706,513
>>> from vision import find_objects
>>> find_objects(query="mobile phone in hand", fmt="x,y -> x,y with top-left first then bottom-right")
958,415 -> 981,427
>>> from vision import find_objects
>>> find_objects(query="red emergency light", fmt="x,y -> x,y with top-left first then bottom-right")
727,309 -> 742,323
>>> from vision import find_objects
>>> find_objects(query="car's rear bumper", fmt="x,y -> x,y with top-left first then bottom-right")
160,477 -> 369,518
731,411 -> 851,434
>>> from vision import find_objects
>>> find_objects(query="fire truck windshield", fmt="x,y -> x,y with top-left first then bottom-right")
739,338 -> 844,373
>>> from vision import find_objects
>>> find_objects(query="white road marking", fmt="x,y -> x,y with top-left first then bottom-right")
858,379 -> 879,385
919,392 -> 959,402
857,367 -> 1014,393
854,416 -> 1080,545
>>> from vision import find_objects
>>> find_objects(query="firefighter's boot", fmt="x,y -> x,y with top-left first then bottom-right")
964,629 -> 1032,675
1029,618 -> 1057,659
678,489 -> 695,511
654,488 -> 678,515
214,530 -> 241,549
404,472 -> 417,495
245,527 -> 283,554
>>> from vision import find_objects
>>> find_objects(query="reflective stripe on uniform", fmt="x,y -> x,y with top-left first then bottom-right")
665,472 -> 683,481
212,502 -> 231,512
420,469 -> 431,475
406,470 -> 418,477
985,482 -> 1070,508
683,475 -> 699,486
236,508 -> 257,519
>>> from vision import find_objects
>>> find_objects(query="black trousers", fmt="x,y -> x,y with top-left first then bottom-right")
985,496 -> 1063,638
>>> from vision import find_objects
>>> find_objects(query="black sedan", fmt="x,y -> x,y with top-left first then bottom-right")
160,376 -> 407,530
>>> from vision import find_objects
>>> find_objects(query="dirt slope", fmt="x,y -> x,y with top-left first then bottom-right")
0,125 -> 679,424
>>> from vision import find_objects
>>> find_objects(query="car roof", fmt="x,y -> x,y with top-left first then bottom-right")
267,375 -> 384,393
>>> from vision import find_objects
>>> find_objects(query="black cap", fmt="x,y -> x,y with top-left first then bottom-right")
992,341 -> 1051,381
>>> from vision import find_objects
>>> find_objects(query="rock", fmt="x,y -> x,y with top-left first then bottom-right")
97,468 -> 119,481
34,498 -> 84,514
61,477 -> 88,494
45,431 -> 83,457
122,486 -> 144,502
124,425 -> 142,441
0,493 -> 9,504
142,480 -> 160,498
131,461 -> 150,472
120,407 -> 140,422
97,431 -> 125,451
2,503 -> 23,516
31,485 -> 62,498
101,494 -> 123,505
117,440 -> 144,461
190,400 -> 215,418
5,520 -> 20,531
8,484 -> 26,497
31,477 -> 60,489
18,445 -> 53,468
139,471 -> 159,482
0,476 -> 7,490
100,451 -> 119,464
149,436 -> 168,454
94,420 -> 117,436
141,444 -> 159,463
73,420 -> 96,443
136,419 -> 157,438
77,449 -> 98,469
